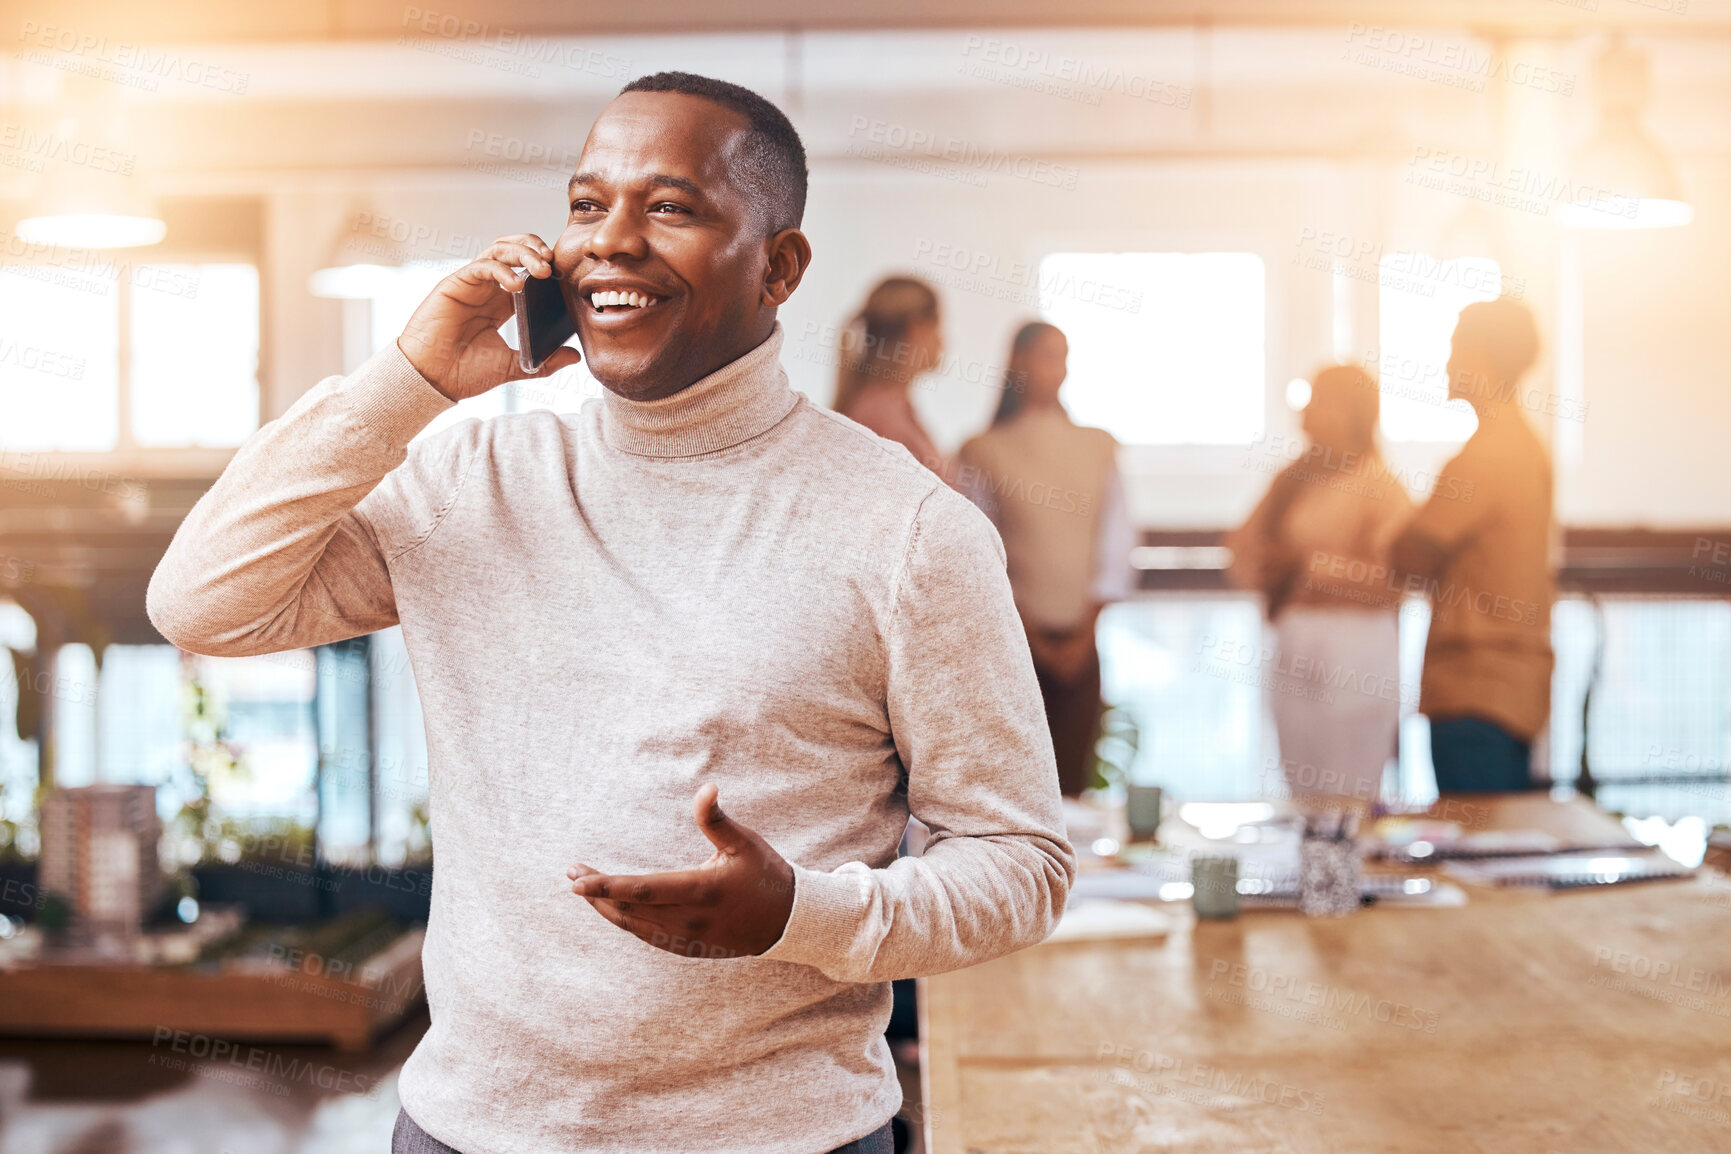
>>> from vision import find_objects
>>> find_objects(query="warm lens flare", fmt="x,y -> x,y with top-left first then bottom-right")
308,263 -> 403,299
16,214 -> 167,248
1557,198 -> 1695,230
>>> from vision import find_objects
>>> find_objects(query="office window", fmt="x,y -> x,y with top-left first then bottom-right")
1097,594 -> 1274,796
39,641 -> 405,864
51,644 -> 100,787
1039,252 -> 1266,445
1395,601 -> 1437,806
1375,255 -> 1503,443
0,260 -> 259,452
0,602 -> 39,852
1,615 -> 419,865
317,641 -> 373,865
0,267 -> 120,451
1552,596 -> 1731,792
188,651 -> 320,826
131,264 -> 261,447
371,626 -> 431,868
96,646 -> 186,791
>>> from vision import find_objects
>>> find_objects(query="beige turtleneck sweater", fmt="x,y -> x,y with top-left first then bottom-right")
146,325 -> 1074,1154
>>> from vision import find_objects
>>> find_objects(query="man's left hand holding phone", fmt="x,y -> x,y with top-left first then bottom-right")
397,234 -> 579,402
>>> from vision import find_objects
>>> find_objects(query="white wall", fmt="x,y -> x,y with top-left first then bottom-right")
781,161 -> 1347,529
1560,158 -> 1731,527
158,25 -> 1731,529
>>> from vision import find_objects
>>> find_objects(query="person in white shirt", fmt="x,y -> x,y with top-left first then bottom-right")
1228,365 -> 1414,810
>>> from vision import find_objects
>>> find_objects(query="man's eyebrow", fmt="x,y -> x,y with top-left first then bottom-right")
567,171 -> 705,199
644,173 -> 704,197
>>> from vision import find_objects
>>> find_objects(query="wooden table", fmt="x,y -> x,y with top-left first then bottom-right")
919,796 -> 1731,1154
0,928 -> 425,1051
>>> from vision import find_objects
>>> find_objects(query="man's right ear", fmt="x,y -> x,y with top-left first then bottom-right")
762,229 -> 812,307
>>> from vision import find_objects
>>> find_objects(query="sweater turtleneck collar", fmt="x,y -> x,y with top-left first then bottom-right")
599,324 -> 797,459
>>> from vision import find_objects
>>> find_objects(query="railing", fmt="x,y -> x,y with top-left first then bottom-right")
1118,528 -> 1731,817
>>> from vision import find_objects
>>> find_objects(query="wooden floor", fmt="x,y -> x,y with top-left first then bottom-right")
0,1010 -> 428,1154
0,1012 -> 930,1153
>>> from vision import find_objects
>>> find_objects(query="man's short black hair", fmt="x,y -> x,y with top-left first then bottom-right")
619,71 -> 807,234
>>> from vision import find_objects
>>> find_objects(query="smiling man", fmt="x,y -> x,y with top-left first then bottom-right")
147,72 -> 1073,1154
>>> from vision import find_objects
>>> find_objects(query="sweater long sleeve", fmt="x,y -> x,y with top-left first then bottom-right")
145,325 -> 1072,1154
147,342 -> 454,655
761,486 -> 1074,982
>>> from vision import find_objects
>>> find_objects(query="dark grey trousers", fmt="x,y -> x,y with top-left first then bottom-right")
393,1107 -> 895,1154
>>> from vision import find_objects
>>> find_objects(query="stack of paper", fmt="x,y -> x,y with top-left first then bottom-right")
1046,900 -> 1174,944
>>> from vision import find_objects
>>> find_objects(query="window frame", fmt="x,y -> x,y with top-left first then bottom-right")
1024,226 -> 1291,528
0,243 -> 264,478
125,253 -> 264,454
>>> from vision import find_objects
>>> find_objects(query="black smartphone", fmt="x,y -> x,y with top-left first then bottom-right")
512,270 -> 576,374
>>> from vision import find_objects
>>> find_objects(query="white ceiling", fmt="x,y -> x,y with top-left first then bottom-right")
3,27 -> 1727,105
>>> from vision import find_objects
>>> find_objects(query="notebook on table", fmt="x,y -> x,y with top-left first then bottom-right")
1069,858 -> 1458,907
1366,820 -> 1639,862
1444,852 -> 1695,890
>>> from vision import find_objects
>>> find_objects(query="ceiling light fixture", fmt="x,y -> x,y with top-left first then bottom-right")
1559,36 -> 1692,230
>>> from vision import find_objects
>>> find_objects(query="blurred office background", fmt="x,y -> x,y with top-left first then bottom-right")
0,1 -> 1727,1149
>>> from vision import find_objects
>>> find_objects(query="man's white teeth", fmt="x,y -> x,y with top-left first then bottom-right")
591,290 -> 651,309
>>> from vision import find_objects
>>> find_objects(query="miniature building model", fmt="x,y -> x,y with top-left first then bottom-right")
38,785 -> 165,951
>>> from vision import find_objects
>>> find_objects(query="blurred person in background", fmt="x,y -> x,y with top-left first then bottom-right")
957,322 -> 1134,797
1390,298 -> 1554,793
1227,365 -> 1414,810
833,276 -> 954,485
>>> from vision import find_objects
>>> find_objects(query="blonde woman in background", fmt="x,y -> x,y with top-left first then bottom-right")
1227,366 -> 1414,810
833,275 -> 954,484
958,322 -> 1134,797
